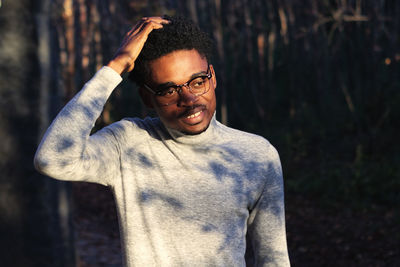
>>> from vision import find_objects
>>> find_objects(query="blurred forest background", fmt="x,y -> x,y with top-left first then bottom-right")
0,0 -> 399,266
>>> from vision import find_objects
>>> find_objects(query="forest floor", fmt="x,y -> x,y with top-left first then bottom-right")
72,183 -> 399,267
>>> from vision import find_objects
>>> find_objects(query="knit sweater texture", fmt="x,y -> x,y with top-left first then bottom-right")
34,67 -> 290,267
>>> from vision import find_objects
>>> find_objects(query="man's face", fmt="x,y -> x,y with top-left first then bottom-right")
144,49 -> 217,135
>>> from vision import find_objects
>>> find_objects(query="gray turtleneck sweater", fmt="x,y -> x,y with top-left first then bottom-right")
34,67 -> 290,267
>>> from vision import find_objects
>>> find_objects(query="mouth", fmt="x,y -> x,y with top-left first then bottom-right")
186,111 -> 202,119
179,106 -> 206,125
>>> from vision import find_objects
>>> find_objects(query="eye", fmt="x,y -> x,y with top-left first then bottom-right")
165,88 -> 175,95
158,87 -> 176,97
190,77 -> 207,88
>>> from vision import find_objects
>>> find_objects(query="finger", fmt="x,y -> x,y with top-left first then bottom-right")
139,20 -> 165,36
144,16 -> 169,22
126,21 -> 162,52
126,17 -> 168,37
126,16 -> 156,34
128,19 -> 160,37
126,19 -> 148,36
133,20 -> 164,37
120,20 -> 165,54
128,21 -> 146,37
142,16 -> 170,25
126,21 -> 164,52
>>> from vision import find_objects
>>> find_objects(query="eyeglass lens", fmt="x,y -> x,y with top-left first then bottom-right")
155,72 -> 212,106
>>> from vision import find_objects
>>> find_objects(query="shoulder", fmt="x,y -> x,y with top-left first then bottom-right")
120,116 -> 161,131
97,116 -> 164,141
216,121 -> 280,162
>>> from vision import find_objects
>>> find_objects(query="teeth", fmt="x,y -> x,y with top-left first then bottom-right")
187,111 -> 201,119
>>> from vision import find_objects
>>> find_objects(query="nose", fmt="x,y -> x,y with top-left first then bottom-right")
177,85 -> 198,107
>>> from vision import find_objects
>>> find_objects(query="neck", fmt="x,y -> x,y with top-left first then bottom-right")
163,112 -> 218,145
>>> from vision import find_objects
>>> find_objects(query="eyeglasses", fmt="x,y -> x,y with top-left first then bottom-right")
143,66 -> 213,106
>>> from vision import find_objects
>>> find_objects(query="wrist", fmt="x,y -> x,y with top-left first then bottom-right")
106,54 -> 135,75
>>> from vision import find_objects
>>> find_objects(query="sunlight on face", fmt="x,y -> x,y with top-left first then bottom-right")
147,49 -> 217,134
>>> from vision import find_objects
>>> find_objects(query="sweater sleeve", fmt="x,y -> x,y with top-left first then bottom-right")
34,66 -> 123,186
245,146 -> 291,267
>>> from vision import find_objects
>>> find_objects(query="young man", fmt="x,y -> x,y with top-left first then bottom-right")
34,16 -> 290,266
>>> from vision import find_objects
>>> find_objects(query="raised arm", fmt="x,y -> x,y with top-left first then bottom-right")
34,17 -> 169,185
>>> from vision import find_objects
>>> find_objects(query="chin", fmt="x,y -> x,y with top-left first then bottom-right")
182,128 -> 207,135
180,122 -> 210,135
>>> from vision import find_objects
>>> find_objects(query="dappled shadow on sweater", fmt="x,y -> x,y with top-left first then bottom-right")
43,106 -> 286,264
131,142 -> 286,264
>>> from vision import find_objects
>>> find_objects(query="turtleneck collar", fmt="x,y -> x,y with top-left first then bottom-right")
163,112 -> 219,145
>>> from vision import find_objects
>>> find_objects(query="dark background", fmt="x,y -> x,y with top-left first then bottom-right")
0,0 -> 399,266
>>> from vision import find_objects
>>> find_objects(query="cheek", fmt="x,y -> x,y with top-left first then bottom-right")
207,90 -> 217,109
155,107 -> 179,123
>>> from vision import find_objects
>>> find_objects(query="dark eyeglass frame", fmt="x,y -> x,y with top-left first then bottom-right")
142,65 -> 212,99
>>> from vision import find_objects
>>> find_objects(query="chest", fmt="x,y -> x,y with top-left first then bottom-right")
123,142 -> 263,210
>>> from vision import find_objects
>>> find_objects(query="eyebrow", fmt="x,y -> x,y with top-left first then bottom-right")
156,70 -> 208,89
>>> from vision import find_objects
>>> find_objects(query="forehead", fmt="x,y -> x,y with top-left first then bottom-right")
148,49 -> 208,84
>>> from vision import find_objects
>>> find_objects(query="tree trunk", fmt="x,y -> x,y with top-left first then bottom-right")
0,0 -> 75,266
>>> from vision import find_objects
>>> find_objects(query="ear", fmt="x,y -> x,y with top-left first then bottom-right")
209,64 -> 217,89
138,87 -> 154,109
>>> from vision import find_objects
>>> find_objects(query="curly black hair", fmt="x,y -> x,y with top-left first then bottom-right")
128,15 -> 213,86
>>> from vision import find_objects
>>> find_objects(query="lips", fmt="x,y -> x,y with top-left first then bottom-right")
179,105 -> 205,117
179,105 -> 206,125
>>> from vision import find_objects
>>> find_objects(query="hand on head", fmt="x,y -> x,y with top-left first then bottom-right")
107,17 -> 170,75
